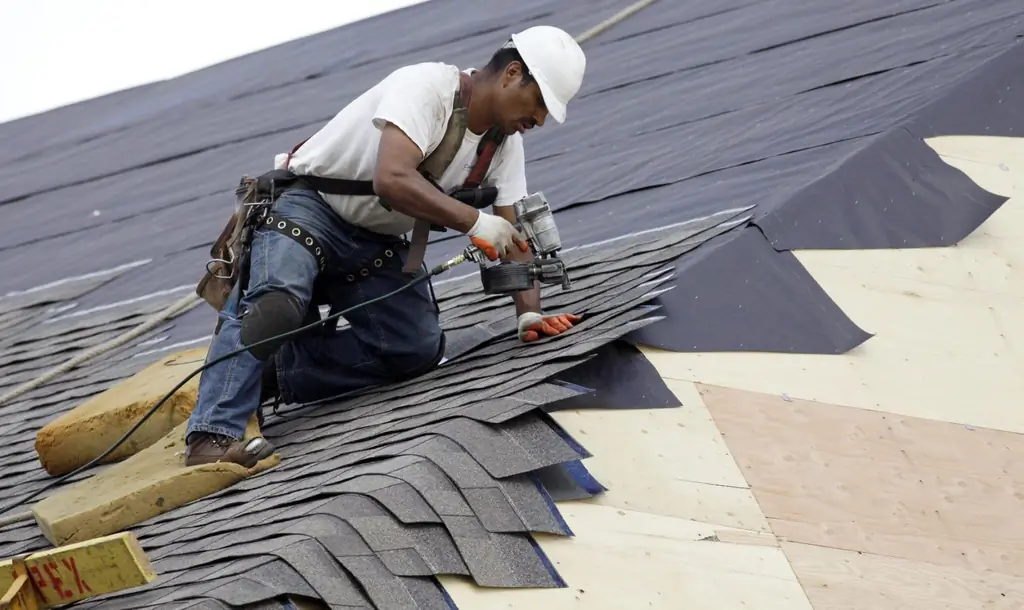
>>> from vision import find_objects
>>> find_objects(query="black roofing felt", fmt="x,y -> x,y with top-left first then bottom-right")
1,0 -> 1022,608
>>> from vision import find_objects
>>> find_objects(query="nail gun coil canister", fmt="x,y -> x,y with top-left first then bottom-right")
479,263 -> 535,294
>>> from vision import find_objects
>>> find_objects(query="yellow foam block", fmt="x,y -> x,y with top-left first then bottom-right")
34,348 -> 208,476
31,416 -> 278,547
0,532 -> 156,608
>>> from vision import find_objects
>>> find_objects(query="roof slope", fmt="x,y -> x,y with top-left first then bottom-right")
1,0 -> 1022,608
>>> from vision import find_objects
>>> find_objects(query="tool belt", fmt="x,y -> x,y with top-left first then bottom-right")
195,70 -> 505,313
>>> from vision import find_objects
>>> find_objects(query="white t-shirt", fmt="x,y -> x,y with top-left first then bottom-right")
273,62 -> 528,236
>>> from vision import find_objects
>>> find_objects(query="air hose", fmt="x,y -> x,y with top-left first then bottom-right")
0,253 -> 469,525
0,0 -> 664,529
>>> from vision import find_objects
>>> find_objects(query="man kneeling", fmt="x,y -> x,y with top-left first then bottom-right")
185,26 -> 587,467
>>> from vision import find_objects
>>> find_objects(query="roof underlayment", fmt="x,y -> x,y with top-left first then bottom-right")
1,0 -> 1023,608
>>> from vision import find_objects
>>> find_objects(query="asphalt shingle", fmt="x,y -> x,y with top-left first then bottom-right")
1,0 -> 1021,607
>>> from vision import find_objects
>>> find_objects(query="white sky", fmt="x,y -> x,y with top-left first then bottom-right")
0,0 -> 428,124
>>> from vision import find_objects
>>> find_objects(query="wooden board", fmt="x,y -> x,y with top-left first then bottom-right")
441,502 -> 811,610
31,418 -> 278,546
699,383 -> 1024,579
784,541 -> 1024,609
0,532 -> 155,608
445,380 -> 814,610
34,348 -> 207,476
549,379 -> 770,532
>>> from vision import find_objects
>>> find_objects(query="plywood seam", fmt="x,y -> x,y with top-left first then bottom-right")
779,536 -> 1024,579
770,519 -> 1024,578
715,518 -> 820,602
774,546 -> 822,610
696,380 -> 1024,437
671,477 -> 750,491
571,491 -> 772,536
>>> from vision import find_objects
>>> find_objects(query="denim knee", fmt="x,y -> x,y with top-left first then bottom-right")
383,327 -> 445,379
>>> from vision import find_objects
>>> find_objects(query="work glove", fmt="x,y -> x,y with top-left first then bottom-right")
517,312 -> 581,342
466,211 -> 528,261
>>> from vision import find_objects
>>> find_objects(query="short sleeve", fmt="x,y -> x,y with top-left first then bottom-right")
371,63 -> 455,159
487,133 -> 528,207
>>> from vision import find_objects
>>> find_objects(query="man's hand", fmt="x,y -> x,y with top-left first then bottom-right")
466,211 -> 529,260
517,312 -> 581,342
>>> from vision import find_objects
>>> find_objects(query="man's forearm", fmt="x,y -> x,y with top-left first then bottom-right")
374,168 -> 478,233
512,281 -> 542,316
502,239 -> 542,316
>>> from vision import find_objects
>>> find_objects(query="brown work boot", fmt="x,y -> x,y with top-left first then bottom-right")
184,432 -> 275,468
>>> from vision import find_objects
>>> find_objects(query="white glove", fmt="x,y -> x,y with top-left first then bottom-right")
466,211 -> 528,261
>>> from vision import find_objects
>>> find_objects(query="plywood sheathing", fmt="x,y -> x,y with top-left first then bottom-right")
34,348 -> 208,475
784,542 -> 1024,610
441,503 -> 812,610
642,135 -> 1024,433
441,379 -> 813,610
700,383 -> 1024,608
549,379 -> 770,533
32,415 -> 277,547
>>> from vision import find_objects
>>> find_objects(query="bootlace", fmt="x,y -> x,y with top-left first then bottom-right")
211,434 -> 234,447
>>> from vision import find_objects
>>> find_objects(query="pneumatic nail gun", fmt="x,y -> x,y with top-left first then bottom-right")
463,192 -> 572,295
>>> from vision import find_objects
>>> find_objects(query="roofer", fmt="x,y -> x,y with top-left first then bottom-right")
184,25 -> 588,467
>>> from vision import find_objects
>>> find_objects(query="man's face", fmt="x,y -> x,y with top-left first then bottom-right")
493,61 -> 549,136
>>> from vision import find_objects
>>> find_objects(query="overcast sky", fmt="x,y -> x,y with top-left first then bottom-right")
0,0 -> 427,124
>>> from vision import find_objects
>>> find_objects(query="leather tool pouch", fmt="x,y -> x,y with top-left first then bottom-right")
195,176 -> 262,311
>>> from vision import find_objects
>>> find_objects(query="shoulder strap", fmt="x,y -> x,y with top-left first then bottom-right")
465,126 -> 505,189
404,72 -> 502,273
417,71 -> 473,183
283,71 -> 475,201
283,70 -> 504,274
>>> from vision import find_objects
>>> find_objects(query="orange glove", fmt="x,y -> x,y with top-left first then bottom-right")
517,312 -> 581,342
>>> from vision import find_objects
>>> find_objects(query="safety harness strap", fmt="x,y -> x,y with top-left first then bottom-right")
283,71 -> 505,275
257,209 -> 401,286
402,126 -> 504,272
403,94 -> 506,272
402,71 -> 474,273
466,126 -> 504,190
258,212 -> 329,271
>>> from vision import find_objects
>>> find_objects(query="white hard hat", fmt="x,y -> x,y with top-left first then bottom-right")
507,25 -> 586,123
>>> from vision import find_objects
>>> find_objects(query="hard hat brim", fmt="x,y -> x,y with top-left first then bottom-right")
535,76 -> 567,123
510,31 -> 568,124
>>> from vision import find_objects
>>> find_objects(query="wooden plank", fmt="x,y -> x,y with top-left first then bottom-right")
783,541 -> 1024,609
699,384 -> 1024,578
548,378 -> 770,532
0,533 -> 155,609
32,418 -> 278,546
34,347 -> 207,476
0,566 -> 36,610
441,503 -> 813,610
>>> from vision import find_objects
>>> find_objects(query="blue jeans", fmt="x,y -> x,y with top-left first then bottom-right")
186,188 -> 445,441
